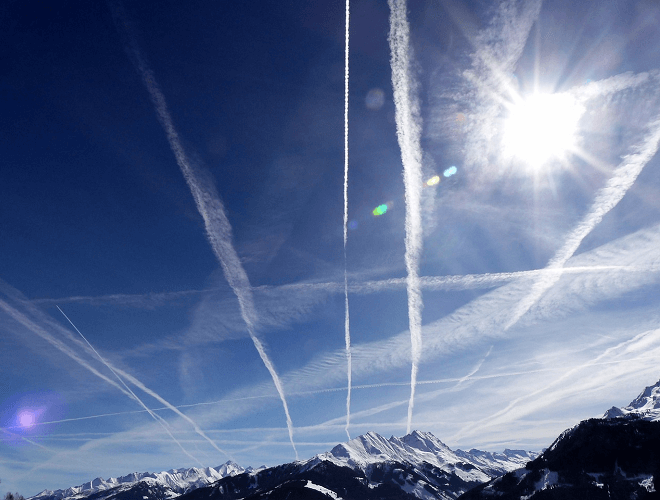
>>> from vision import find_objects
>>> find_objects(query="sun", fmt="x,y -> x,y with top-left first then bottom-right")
502,92 -> 585,171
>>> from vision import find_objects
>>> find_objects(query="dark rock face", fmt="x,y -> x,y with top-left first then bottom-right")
84,483 -> 174,500
459,418 -> 660,500
179,458 -> 484,500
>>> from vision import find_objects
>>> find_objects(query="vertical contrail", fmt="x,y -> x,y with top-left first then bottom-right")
56,306 -> 204,466
505,117 -> 660,330
108,1 -> 298,459
343,0 -> 352,441
388,0 -> 425,434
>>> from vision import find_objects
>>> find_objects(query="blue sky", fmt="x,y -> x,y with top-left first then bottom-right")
3,0 -> 660,495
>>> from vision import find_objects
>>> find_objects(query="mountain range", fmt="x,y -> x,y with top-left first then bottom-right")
28,378 -> 660,500
461,378 -> 660,499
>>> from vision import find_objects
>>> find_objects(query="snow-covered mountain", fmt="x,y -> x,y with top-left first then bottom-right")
179,431 -> 537,500
30,462 -> 247,500
30,432 -> 537,500
460,378 -> 660,500
319,430 -> 535,480
603,378 -> 660,421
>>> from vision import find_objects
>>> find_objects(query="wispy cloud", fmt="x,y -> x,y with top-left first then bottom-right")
461,0 -> 543,178
108,0 -> 298,459
451,328 -> 660,442
388,0 -> 426,434
505,112 -> 660,330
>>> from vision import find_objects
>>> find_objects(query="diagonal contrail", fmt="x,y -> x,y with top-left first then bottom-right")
388,0 -> 425,434
505,116 -> 660,330
57,306 -> 204,466
108,1 -> 298,459
0,287 -> 231,459
343,0 -> 352,441
0,296 -> 132,399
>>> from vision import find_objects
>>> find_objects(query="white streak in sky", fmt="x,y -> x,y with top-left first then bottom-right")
56,306 -> 204,466
343,0 -> 352,441
0,295 -> 132,399
388,0 -> 425,434
38,264 -> 643,309
570,71 -> 658,102
453,329 -> 660,441
505,117 -> 660,330
0,282 -> 232,459
108,1 -> 298,459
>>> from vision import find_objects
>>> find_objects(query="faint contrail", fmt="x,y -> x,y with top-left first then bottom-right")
0,287 -> 231,459
31,288 -> 214,308
455,346 -> 493,386
37,264 -> 641,309
453,329 -> 660,441
57,306 -> 204,466
343,0 -> 352,441
0,296 -> 132,399
505,117 -> 660,330
108,1 -> 298,459
388,0 -> 425,434
20,356 -> 657,432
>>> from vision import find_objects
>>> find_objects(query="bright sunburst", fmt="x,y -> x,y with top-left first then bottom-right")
502,92 -> 585,170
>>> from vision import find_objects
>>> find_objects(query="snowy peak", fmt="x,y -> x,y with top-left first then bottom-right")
327,430 -> 458,469
399,430 -> 453,455
328,431 -> 400,465
603,378 -> 660,421
321,429 -> 535,483
30,461 -> 245,500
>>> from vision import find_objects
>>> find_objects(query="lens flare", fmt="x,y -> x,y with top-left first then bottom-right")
18,410 -> 36,428
425,175 -> 440,186
443,166 -> 457,177
365,88 -> 385,110
348,220 -> 358,230
373,204 -> 388,216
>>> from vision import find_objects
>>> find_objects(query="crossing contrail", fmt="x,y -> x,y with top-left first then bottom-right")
108,1 -> 298,459
505,116 -> 660,331
57,306 -> 204,466
388,0 -> 425,434
37,264 -> 641,309
0,296 -> 132,399
343,0 -> 352,441
0,284 -> 230,460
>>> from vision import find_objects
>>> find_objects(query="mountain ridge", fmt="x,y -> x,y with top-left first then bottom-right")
460,378 -> 660,499
31,378 -> 660,500
603,378 -> 660,421
29,431 -> 537,500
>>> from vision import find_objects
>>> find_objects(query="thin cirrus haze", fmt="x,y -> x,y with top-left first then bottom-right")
2,0 -> 660,496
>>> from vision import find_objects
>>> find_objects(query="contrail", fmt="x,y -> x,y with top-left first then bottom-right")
37,264 -> 643,309
108,1 -> 298,459
343,0 -> 352,441
14,353 -> 656,434
1,281 -> 231,460
56,306 -> 204,466
453,329 -> 660,441
388,0 -> 425,434
31,288 -> 214,307
0,297 -> 133,399
505,117 -> 660,330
